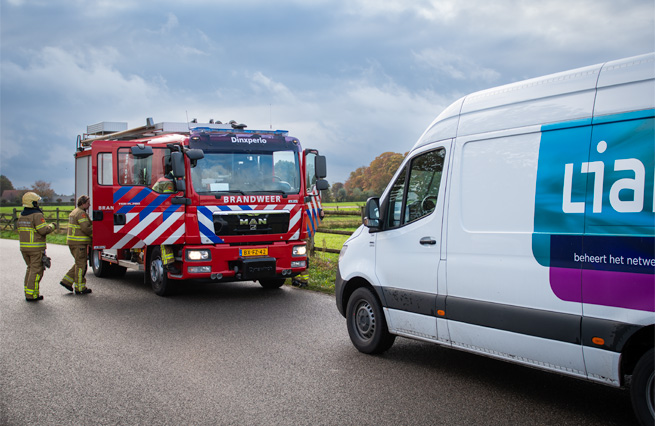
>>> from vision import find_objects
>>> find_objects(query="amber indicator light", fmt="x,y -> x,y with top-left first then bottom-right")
592,337 -> 605,346
437,310 -> 446,316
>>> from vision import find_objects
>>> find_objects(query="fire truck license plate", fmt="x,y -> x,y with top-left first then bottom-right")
240,248 -> 268,257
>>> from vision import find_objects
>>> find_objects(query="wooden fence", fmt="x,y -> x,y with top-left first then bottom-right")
311,207 -> 363,254
1,206 -> 362,254
0,208 -> 72,232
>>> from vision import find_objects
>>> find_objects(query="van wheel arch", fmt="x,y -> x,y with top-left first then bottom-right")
342,277 -> 382,316
621,325 -> 655,383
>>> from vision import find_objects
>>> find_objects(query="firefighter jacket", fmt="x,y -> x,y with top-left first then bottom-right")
67,207 -> 93,246
18,208 -> 54,252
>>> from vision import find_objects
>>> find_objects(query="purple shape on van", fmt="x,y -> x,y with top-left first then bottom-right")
550,267 -> 655,312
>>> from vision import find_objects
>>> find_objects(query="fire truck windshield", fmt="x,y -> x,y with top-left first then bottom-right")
190,150 -> 300,195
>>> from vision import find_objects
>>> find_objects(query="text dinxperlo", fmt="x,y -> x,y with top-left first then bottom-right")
231,136 -> 266,144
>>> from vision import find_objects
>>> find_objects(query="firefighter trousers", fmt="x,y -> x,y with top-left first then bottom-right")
62,245 -> 89,291
21,251 -> 44,299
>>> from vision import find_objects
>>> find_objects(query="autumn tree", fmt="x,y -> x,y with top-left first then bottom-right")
343,152 -> 406,201
330,182 -> 344,201
31,180 -> 56,202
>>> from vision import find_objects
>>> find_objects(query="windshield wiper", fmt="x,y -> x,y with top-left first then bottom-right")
257,190 -> 287,195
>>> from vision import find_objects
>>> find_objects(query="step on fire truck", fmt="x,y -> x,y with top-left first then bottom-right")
75,118 -> 328,296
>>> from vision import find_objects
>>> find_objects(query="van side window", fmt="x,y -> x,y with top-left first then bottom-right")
386,166 -> 407,228
386,148 -> 445,228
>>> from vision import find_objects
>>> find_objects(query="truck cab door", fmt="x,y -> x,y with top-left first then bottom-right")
373,141 -> 451,342
92,144 -> 186,250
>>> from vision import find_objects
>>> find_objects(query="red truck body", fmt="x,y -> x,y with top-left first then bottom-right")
75,120 -> 327,295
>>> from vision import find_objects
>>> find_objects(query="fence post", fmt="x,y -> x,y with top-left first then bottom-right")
12,208 -> 18,230
56,208 -> 60,232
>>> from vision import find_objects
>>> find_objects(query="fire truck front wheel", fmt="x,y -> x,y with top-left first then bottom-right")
148,246 -> 173,296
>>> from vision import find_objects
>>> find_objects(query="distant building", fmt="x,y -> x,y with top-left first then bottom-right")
1,190 -> 24,204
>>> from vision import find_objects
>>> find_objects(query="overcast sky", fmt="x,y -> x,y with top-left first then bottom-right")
1,0 -> 653,194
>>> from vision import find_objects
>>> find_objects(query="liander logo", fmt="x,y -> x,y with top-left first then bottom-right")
531,111 -> 654,312
563,140 -> 651,215
231,136 -> 266,144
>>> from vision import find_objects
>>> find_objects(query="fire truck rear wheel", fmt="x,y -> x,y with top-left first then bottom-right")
91,249 -> 111,278
148,246 -> 173,296
259,278 -> 286,289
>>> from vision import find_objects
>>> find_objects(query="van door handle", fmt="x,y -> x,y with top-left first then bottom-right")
420,237 -> 437,246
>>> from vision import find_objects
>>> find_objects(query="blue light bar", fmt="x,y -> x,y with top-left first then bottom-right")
190,127 -> 288,136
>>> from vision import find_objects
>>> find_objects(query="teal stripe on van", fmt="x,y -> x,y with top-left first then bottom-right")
541,109 -> 655,132
542,117 -> 592,132
592,108 -> 655,125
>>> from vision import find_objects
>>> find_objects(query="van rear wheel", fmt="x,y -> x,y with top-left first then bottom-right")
346,287 -> 395,354
631,348 -> 654,426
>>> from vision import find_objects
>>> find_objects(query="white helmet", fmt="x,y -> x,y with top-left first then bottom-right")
22,192 -> 42,208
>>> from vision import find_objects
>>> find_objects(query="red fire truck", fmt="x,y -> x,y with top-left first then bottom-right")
75,118 -> 328,296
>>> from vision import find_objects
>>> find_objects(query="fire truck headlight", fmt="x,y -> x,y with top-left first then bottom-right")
187,249 -> 211,261
292,245 -> 307,257
291,260 -> 306,268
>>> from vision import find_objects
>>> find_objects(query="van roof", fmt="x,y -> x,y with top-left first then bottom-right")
413,53 -> 655,150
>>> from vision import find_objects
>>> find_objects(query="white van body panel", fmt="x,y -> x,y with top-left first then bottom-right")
339,225 -> 378,287
337,54 -> 654,398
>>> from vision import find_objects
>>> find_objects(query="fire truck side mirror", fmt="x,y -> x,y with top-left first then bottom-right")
315,155 -> 327,179
171,151 -> 185,178
131,144 -> 153,158
185,149 -> 204,161
316,179 -> 329,191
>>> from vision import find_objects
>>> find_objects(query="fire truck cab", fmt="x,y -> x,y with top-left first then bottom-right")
75,119 -> 327,296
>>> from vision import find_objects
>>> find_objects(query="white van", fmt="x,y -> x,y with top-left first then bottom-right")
335,53 -> 654,425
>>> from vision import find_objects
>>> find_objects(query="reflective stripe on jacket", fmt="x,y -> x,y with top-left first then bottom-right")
18,210 -> 54,252
67,207 -> 92,245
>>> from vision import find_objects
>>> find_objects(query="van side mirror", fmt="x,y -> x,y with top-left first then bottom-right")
364,197 -> 380,231
131,144 -> 153,158
315,155 -> 327,179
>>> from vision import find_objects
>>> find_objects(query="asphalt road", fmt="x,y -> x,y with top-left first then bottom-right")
0,239 -> 638,425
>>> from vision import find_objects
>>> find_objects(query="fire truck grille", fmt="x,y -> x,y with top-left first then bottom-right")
212,212 -> 290,236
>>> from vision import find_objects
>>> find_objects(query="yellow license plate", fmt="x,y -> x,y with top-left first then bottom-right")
240,248 -> 268,257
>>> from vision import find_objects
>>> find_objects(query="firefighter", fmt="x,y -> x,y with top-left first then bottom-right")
152,164 -> 177,272
18,192 -> 56,301
152,164 -> 175,193
60,195 -> 93,295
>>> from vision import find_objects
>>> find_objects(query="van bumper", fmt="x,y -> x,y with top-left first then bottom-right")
335,267 -> 346,317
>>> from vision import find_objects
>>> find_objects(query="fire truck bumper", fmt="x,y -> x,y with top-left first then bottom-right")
178,243 -> 307,281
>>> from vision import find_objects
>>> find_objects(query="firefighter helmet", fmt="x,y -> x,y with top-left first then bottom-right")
22,192 -> 42,208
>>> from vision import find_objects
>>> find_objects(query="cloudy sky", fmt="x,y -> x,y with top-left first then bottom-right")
1,0 -> 653,194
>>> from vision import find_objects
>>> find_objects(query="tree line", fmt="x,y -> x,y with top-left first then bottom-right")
2,151 -> 406,206
0,175 -> 71,205
322,151 -> 406,203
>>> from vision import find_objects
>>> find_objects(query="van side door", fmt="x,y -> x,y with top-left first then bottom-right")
374,141 -> 451,342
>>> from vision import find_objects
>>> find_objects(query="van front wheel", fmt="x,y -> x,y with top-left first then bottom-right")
631,348 -> 654,426
346,287 -> 395,354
